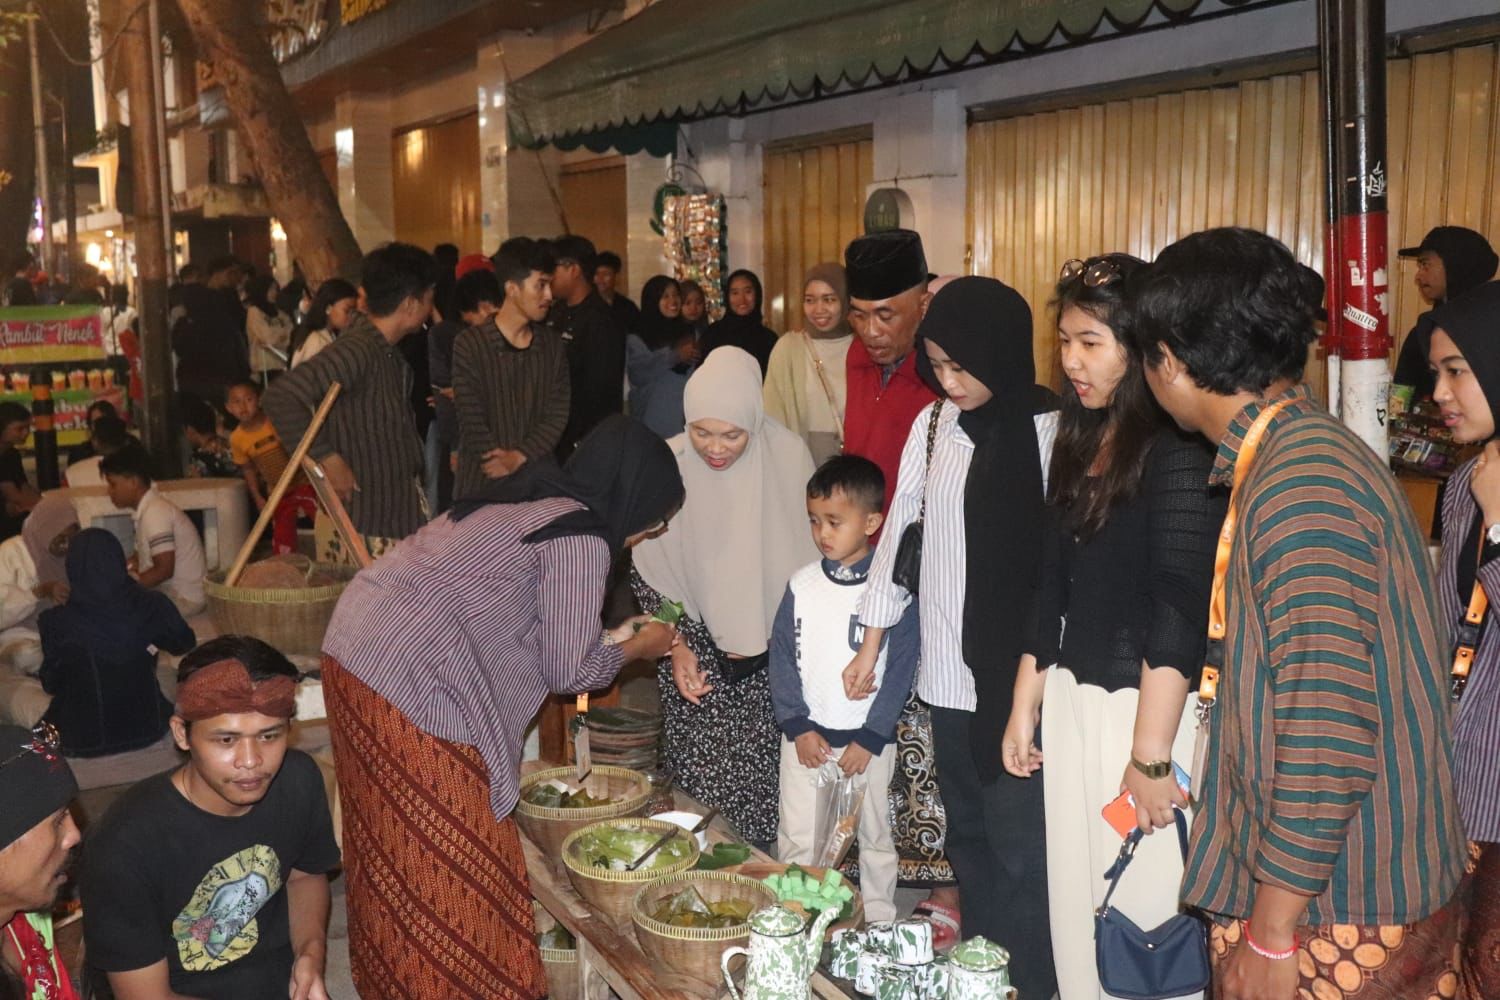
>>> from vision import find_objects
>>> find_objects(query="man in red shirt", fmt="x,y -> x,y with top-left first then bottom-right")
842,230 -> 939,512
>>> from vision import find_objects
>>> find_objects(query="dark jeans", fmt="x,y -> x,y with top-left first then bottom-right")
929,703 -> 1056,999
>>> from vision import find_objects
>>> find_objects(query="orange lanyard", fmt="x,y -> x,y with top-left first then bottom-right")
1198,400 -> 1292,709
1451,531 -> 1487,700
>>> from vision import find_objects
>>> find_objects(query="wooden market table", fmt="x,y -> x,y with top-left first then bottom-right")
519,760 -> 854,999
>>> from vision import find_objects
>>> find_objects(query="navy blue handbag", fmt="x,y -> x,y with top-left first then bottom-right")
1094,809 -> 1211,1000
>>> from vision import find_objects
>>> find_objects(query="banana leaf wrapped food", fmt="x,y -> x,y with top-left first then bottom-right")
648,886 -> 755,928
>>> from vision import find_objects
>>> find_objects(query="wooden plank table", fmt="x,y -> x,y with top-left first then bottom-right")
519,760 -> 854,999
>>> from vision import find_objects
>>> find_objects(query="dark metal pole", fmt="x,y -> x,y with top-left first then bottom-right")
1326,0 -> 1390,455
29,383 -> 57,490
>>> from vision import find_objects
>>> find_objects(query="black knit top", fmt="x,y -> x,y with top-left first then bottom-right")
1029,427 -> 1226,692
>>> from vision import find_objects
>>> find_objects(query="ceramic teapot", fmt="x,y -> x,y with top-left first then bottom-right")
721,903 -> 840,1000
947,936 -> 1016,1000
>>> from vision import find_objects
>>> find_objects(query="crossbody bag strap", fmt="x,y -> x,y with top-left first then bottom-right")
1098,810 -> 1190,914
800,330 -> 845,448
916,403 -> 942,524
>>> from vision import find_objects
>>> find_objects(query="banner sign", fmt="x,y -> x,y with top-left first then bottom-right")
0,307 -> 107,363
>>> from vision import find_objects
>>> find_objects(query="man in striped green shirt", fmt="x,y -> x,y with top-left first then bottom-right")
1130,228 -> 1468,1000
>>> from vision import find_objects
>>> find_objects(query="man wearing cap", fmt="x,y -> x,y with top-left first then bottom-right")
0,722 -> 81,999
81,636 -> 339,1000
1393,225 -> 1499,397
843,230 -> 940,513
550,234 -> 627,460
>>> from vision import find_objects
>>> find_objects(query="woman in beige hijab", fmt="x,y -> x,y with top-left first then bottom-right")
763,264 -> 852,466
633,347 -> 816,844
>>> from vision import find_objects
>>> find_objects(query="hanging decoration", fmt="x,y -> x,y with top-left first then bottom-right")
662,193 -> 728,322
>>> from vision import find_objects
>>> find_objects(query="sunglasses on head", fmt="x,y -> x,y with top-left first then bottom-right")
0,721 -> 61,771
1060,258 -> 1124,288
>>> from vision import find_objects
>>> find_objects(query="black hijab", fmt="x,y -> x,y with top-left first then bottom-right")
54,528 -> 161,647
451,415 -> 684,556
638,275 -> 689,351
916,277 -> 1047,782
1433,282 -> 1500,420
705,269 -> 777,375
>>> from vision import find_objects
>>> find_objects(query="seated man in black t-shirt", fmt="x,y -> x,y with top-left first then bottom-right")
81,635 -> 340,1000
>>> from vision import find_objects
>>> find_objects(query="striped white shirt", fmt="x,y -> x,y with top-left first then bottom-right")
859,401 -> 1058,712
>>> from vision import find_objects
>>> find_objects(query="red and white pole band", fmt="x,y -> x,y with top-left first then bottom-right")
1242,922 -> 1299,961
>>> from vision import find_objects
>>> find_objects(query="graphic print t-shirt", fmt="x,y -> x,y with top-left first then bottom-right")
81,751 -> 340,999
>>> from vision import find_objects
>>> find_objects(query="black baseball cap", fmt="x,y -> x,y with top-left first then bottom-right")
1398,226 -> 1495,261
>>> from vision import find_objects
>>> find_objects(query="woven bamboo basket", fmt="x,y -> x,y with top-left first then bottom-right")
533,904 -> 580,998
515,766 -> 652,858
632,871 -> 777,989
561,818 -> 699,927
732,862 -> 865,940
204,562 -> 356,655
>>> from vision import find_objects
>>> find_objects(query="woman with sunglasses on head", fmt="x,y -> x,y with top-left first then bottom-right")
1427,281 -> 1500,996
1002,255 -> 1224,1000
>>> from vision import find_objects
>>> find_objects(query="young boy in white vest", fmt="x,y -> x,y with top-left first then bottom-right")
769,455 -> 917,922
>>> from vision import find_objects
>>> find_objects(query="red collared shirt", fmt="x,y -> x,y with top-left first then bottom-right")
842,337 -> 938,514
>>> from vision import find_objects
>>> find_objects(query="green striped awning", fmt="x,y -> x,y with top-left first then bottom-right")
508,0 -> 1269,149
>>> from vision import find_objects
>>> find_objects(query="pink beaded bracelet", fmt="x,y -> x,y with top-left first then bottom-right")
1242,921 -> 1299,961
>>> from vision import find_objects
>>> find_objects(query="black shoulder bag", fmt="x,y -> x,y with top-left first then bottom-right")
890,404 -> 942,594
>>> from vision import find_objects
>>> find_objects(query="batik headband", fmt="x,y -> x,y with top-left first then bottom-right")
176,659 -> 297,722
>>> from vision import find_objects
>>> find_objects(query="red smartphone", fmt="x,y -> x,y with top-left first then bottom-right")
1102,761 -> 1191,838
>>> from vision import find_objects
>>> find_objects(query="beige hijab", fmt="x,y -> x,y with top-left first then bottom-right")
634,347 -> 817,655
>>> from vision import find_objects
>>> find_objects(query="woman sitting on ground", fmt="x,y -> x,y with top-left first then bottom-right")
38,528 -> 196,757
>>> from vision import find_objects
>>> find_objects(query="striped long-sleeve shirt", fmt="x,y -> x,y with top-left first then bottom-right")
1436,455 -> 1500,842
262,315 -> 426,540
452,321 -> 570,499
323,498 -> 624,820
859,400 -> 1057,711
1180,384 -> 1466,926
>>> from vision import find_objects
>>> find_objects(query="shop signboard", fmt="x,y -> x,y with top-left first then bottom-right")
0,306 -> 107,364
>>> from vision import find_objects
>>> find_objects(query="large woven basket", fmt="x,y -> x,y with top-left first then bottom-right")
515,766 -> 652,859
534,904 -> 580,998
204,563 -> 355,655
561,818 -> 699,928
632,871 -> 777,990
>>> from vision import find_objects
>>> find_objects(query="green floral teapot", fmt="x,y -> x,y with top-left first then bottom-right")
721,903 -> 839,1000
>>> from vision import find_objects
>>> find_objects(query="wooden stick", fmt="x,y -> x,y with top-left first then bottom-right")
300,454 -> 371,568
224,382 -> 342,587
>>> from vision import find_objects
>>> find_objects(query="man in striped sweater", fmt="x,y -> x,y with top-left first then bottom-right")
452,237 -> 570,499
264,243 -> 436,556
1131,227 -> 1468,1000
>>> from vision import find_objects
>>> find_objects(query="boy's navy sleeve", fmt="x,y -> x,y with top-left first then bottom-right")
768,584 -> 813,738
853,599 -> 920,753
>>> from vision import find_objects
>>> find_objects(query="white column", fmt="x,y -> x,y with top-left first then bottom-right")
871,89 -> 966,276
624,150 -> 671,298
686,117 -> 764,279
476,32 -> 564,254
334,89 -> 395,251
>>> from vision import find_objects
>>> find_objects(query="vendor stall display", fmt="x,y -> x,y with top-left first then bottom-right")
0,306 -> 128,448
664,193 -> 728,320
1389,395 -> 1475,476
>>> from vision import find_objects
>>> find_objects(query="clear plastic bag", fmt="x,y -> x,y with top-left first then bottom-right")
812,760 -> 865,869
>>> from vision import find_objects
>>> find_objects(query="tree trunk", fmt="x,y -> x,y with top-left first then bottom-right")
0,28 -> 37,267
173,0 -> 360,286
